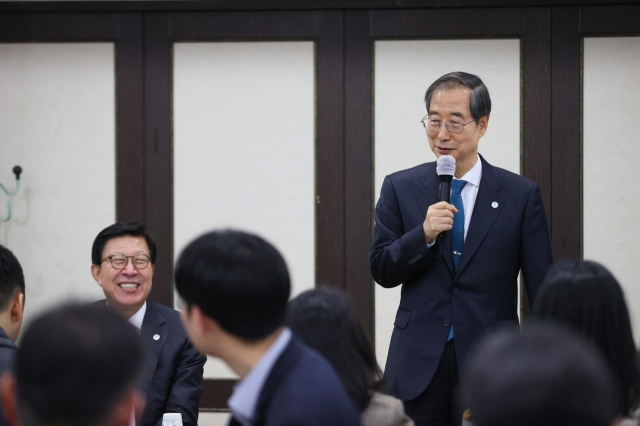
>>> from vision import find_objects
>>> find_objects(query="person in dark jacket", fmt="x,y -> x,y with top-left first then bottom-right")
0,245 -> 25,426
0,303 -> 144,426
90,222 -> 205,426
175,229 -> 360,426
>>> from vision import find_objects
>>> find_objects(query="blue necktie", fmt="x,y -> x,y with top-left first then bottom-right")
447,179 -> 467,341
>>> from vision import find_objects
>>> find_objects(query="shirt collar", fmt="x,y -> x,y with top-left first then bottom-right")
455,154 -> 482,187
127,302 -> 147,330
228,328 -> 292,425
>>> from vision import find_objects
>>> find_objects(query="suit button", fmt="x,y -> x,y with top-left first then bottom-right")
452,287 -> 459,294
443,321 -> 450,327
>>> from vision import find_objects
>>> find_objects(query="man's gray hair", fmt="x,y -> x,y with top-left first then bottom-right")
424,71 -> 491,122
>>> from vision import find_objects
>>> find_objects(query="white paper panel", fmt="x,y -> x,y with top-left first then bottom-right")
173,42 -> 315,379
583,37 -> 640,343
374,39 -> 521,369
0,43 -> 116,332
198,412 -> 231,426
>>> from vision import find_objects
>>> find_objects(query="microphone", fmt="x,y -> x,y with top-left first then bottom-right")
436,155 -> 456,239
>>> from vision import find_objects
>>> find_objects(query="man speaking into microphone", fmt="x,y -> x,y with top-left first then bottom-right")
370,72 -> 553,426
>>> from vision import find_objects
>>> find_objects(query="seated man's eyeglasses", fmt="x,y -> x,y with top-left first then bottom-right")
421,114 -> 475,133
101,255 -> 151,269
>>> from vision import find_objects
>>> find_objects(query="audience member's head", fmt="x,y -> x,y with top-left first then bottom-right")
0,245 -> 25,342
0,303 -> 144,426
532,259 -> 640,416
464,323 -> 617,426
91,222 -> 157,318
285,287 -> 383,412
174,229 -> 290,356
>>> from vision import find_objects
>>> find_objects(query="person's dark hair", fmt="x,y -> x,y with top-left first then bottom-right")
91,222 -> 157,265
424,71 -> 491,122
285,287 -> 384,412
174,229 -> 290,341
15,303 -> 144,426
464,323 -> 617,426
0,245 -> 25,312
532,259 -> 640,416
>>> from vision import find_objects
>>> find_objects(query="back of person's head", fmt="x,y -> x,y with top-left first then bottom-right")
285,287 -> 383,412
532,259 -> 640,416
0,245 -> 25,342
464,323 -> 617,426
0,245 -> 25,312
174,229 -> 290,341
9,303 -> 144,426
91,222 -> 157,265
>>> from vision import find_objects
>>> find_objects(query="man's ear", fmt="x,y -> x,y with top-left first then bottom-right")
189,305 -> 218,335
10,294 -> 24,325
0,372 -> 18,426
478,115 -> 490,137
90,264 -> 102,288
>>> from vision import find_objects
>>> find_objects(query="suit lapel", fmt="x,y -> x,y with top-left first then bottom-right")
416,163 -> 455,274
139,301 -> 170,397
252,337 -> 301,426
457,157 -> 505,275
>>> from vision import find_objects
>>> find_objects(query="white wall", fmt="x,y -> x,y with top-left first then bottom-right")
373,39 -> 521,368
0,43 -> 116,331
173,41 -> 316,379
583,36 -> 640,342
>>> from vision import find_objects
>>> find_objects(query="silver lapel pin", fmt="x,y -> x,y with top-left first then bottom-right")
153,334 -> 160,341
491,201 -> 498,209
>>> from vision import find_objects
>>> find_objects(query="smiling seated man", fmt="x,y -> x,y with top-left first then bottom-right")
91,222 -> 206,426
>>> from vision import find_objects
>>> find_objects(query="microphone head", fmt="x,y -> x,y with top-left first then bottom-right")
436,155 -> 456,176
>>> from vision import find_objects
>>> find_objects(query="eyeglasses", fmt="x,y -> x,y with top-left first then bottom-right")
101,254 -> 151,270
421,115 -> 475,133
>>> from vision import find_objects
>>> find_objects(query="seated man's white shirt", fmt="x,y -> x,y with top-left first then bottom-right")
127,302 -> 147,331
126,302 -> 147,426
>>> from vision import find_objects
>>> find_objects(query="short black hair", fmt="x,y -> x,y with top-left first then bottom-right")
0,245 -> 25,312
174,229 -> 290,341
15,303 -> 144,426
532,259 -> 640,416
285,287 -> 384,412
464,323 -> 617,426
91,222 -> 157,265
424,71 -> 491,122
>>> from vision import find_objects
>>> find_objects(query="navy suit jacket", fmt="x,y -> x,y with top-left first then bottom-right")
234,335 -> 360,426
0,327 -> 16,426
370,155 -> 553,401
97,300 -> 206,426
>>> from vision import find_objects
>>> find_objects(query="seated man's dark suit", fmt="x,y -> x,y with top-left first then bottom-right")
241,335 -> 360,426
97,299 -> 206,426
370,155 -> 553,402
0,327 -> 17,426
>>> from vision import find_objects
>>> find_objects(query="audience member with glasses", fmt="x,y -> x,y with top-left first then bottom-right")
370,71 -> 553,426
90,222 -> 206,426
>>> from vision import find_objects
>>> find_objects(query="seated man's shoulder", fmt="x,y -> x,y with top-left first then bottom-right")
0,328 -> 17,374
148,300 -> 182,321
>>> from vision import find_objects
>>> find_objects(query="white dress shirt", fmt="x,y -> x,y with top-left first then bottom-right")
127,302 -> 147,331
228,328 -> 292,426
126,302 -> 146,426
456,154 -> 482,241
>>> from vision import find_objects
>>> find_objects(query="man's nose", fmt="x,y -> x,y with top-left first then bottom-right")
121,258 -> 138,274
437,124 -> 451,140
